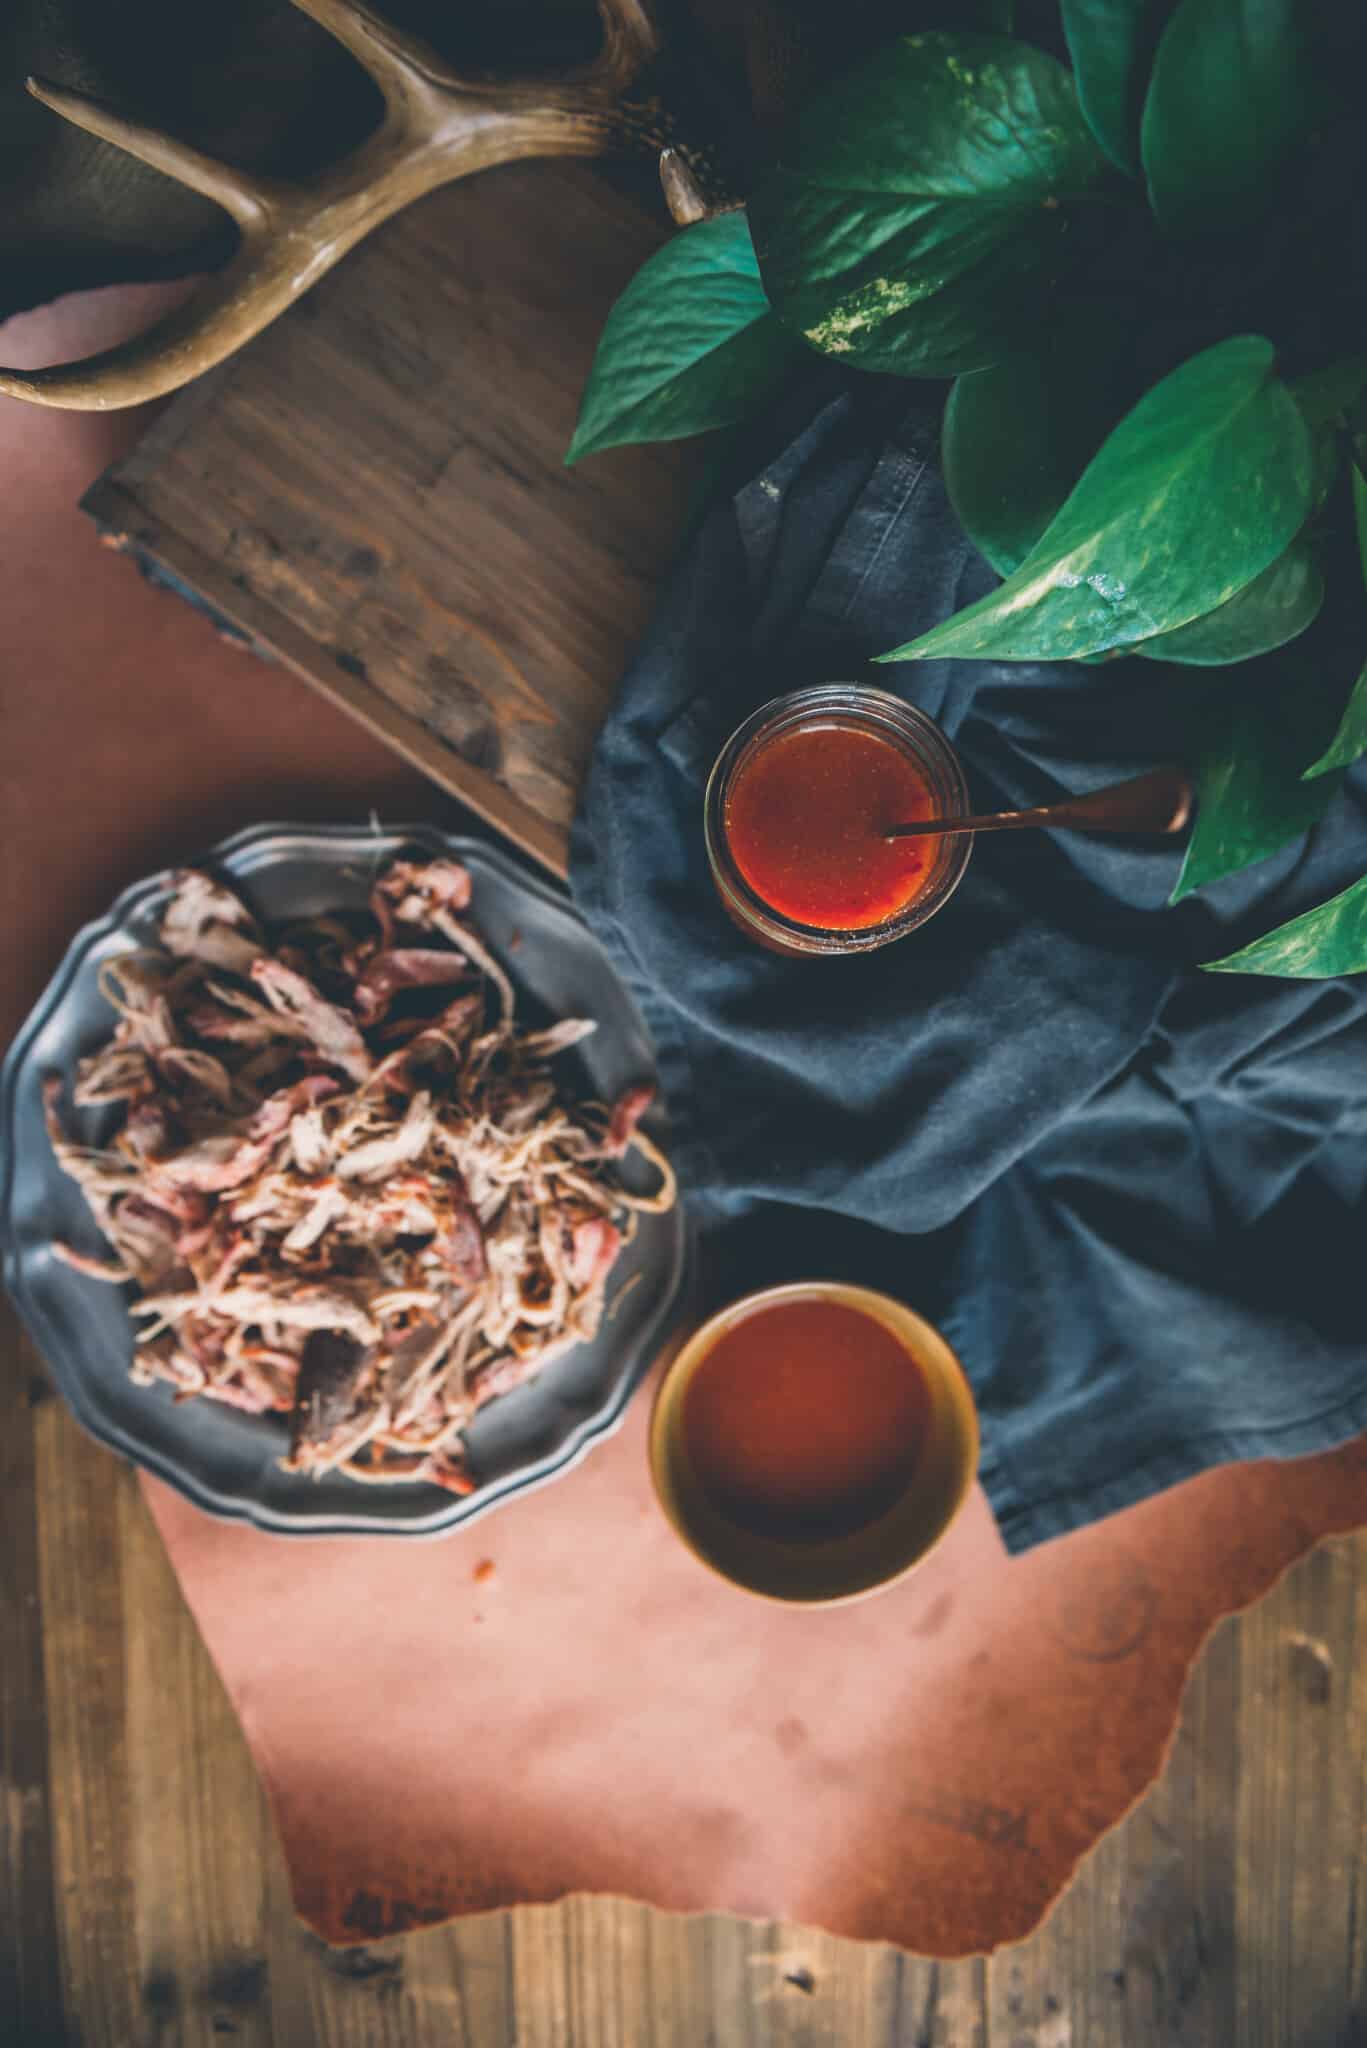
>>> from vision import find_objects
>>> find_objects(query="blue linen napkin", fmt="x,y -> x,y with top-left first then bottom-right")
570,379 -> 1367,1551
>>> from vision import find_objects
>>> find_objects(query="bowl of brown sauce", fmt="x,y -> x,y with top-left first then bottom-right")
649,1282 -> 978,1604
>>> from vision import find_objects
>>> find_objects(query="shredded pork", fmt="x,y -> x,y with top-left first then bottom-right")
45,858 -> 675,1494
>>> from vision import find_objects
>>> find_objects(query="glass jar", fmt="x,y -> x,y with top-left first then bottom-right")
704,684 -> 972,957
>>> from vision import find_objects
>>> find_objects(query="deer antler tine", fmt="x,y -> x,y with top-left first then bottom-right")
286,0 -> 457,115
25,76 -> 279,229
0,227 -> 328,411
659,147 -> 707,225
592,0 -> 661,93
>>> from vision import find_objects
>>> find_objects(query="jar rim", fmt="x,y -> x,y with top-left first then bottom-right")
703,684 -> 973,955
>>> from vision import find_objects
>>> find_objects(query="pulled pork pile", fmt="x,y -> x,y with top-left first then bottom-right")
45,858 -> 674,1493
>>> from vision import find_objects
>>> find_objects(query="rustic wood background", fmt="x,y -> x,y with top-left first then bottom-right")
6,1289 -> 1364,2047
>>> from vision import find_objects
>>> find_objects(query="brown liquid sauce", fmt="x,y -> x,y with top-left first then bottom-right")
681,1296 -> 932,1545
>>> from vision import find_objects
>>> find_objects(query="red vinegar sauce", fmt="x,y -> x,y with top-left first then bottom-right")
724,719 -> 940,931
681,1295 -> 932,1544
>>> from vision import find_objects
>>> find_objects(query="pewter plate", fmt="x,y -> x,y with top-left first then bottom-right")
0,824 -> 686,1537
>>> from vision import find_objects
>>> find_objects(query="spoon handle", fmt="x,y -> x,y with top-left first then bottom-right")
886,765 -> 1193,842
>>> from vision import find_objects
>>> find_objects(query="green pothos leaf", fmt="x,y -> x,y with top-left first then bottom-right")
1060,0 -> 1174,172
1353,444 -> 1367,592
1141,0 -> 1318,236
1171,668 -> 1344,903
1136,541 -> 1323,666
1172,696 -> 1344,905
1292,356 -> 1367,434
942,314 -> 1139,577
1202,871 -> 1367,977
1305,421 -> 1342,516
879,336 -> 1314,664
566,214 -> 799,464
749,34 -> 1110,379
1304,660 -> 1367,778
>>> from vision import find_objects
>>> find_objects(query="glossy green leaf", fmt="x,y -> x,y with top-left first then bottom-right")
879,336 -> 1314,664
748,34 -> 1110,379
1305,421 -> 1342,516
1171,675 -> 1342,902
1288,358 -> 1352,517
1353,448 -> 1367,592
1292,356 -> 1367,435
1060,0 -> 1174,172
1304,660 -> 1367,778
566,214 -> 798,464
943,319 -> 1135,577
1202,871 -> 1367,977
1141,0 -> 1317,236
1136,541 -> 1323,666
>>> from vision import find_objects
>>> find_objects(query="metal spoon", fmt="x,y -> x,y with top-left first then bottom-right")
885,764 -> 1193,842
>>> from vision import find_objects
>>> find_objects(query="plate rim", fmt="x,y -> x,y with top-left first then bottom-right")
1,821 -> 687,1539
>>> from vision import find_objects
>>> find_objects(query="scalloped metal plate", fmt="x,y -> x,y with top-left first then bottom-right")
0,823 -> 687,1537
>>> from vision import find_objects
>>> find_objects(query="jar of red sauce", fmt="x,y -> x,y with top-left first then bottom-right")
704,685 -> 972,956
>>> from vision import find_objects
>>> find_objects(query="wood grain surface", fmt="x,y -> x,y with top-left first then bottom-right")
82,162 -> 705,878
7,1290 -> 1365,2048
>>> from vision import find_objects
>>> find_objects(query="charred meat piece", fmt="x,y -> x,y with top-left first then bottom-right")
288,1328 -> 373,1459
351,948 -> 471,1026
375,858 -> 472,931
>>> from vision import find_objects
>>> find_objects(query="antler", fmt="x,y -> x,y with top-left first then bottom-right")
0,0 -> 734,411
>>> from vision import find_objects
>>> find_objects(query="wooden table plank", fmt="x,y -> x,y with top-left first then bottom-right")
900,1959 -> 990,2047
399,1913 -> 517,2045
118,1475 -> 273,2048
0,1304 -> 62,2042
1234,1536 -> 1365,2048
995,1606 -> 1242,2046
32,1400 -> 141,2043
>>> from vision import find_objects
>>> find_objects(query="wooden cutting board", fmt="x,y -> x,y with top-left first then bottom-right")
82,161 -> 704,878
